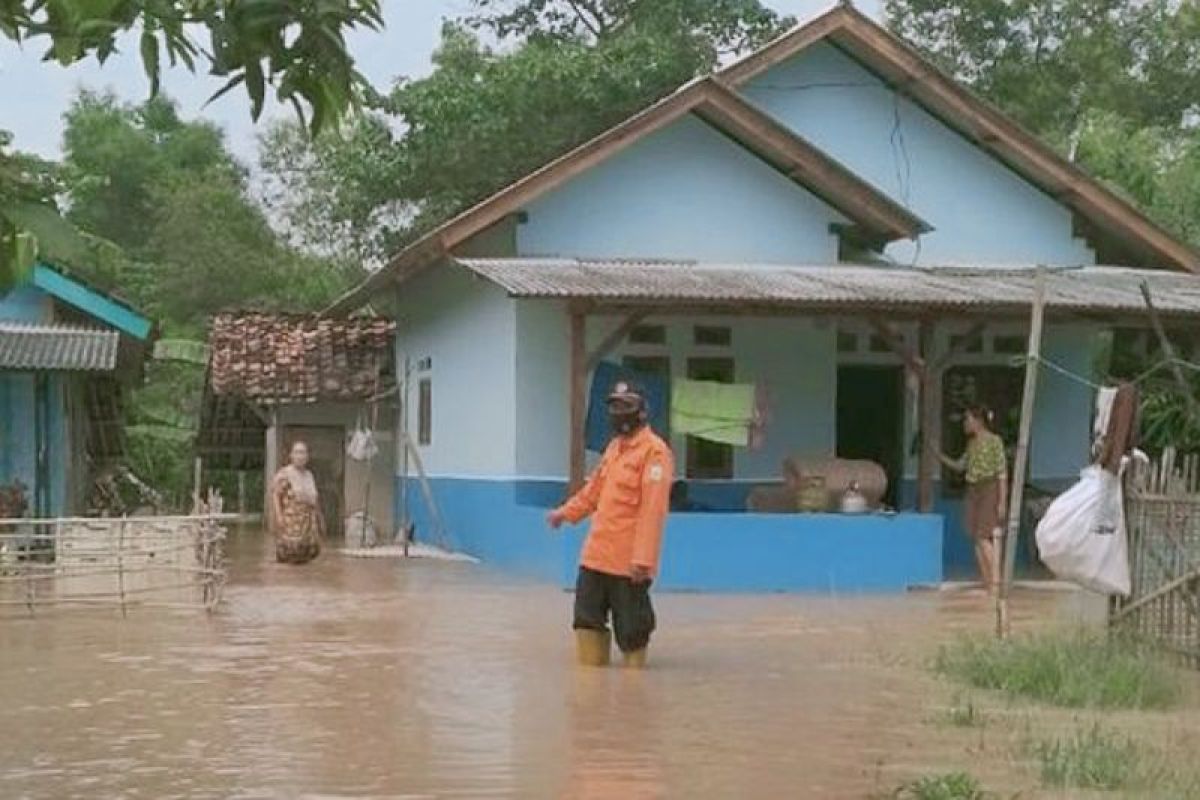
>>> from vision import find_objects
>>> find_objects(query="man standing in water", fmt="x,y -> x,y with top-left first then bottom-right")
547,381 -> 674,668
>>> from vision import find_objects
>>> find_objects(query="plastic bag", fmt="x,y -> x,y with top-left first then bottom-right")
346,418 -> 378,462
1035,465 -> 1130,596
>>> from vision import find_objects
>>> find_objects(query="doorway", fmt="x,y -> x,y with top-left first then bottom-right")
836,366 -> 904,507
284,425 -> 346,538
686,357 -> 735,480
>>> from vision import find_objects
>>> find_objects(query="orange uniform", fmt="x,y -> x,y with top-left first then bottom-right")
557,426 -> 674,578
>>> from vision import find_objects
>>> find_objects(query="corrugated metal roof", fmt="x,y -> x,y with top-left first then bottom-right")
455,259 -> 1200,317
0,322 -> 120,371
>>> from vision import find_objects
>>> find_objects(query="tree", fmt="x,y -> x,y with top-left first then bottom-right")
1,0 -> 383,133
885,0 -> 1200,143
49,91 -> 354,504
470,0 -> 787,54
262,2 -> 789,261
0,0 -> 383,291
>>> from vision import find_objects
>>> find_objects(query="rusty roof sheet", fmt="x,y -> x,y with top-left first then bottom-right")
455,259 -> 1200,318
208,313 -> 396,403
0,322 -> 119,371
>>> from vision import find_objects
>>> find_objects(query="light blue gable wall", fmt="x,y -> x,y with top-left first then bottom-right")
0,286 -> 53,322
393,264 -> 518,478
742,42 -> 1096,266
516,114 -> 846,263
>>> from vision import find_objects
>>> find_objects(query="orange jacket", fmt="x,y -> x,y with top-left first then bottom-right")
557,426 -> 674,578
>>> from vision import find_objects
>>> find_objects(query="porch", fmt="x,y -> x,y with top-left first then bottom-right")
398,258 -> 1200,590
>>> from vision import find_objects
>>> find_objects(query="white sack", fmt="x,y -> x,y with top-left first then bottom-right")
1035,465 -> 1130,596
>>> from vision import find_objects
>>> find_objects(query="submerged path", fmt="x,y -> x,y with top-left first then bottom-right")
0,528 -> 1106,798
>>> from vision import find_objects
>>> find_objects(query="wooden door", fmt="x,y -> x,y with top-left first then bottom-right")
285,426 -> 345,538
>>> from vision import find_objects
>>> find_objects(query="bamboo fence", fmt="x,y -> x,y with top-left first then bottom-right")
0,512 -> 230,615
1111,448 -> 1200,667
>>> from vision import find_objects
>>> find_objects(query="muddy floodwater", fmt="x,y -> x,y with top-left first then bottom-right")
0,528 -> 1107,799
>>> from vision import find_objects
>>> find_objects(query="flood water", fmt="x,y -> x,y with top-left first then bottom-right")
0,527 -> 1105,799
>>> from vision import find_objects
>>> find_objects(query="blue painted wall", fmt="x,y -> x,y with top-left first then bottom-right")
741,42 -> 1096,266
0,372 -> 69,516
0,286 -> 52,322
517,114 -> 846,263
2,285 -> 77,516
402,476 -> 943,592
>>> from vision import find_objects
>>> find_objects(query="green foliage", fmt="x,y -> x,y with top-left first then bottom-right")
48,92 -> 354,505
0,130 -> 59,290
1032,725 -> 1143,791
885,0 -> 1200,141
935,631 -> 1181,710
891,772 -> 987,800
0,0 -> 383,134
261,2 -> 789,261
470,0 -> 789,54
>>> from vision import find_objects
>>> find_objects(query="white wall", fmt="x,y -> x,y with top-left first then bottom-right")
517,114 -> 846,264
742,42 -> 1097,267
393,265 -> 518,477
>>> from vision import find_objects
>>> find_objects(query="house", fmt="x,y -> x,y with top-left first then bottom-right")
197,312 -> 396,537
0,263 -> 154,517
326,5 -> 1200,590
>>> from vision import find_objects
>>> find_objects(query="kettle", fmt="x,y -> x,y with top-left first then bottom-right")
840,481 -> 868,514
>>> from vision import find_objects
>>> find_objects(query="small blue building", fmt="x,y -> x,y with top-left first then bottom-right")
329,6 -> 1200,591
0,264 -> 154,517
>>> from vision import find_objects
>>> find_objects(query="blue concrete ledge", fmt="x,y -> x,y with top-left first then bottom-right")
402,478 -> 943,593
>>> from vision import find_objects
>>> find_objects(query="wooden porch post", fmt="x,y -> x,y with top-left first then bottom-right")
568,305 -> 588,493
917,320 -> 937,513
997,268 -> 1047,638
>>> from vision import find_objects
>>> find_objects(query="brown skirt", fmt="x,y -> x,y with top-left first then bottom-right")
275,488 -> 322,565
964,479 -> 1001,541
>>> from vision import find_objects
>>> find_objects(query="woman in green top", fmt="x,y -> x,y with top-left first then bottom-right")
940,405 -> 1008,594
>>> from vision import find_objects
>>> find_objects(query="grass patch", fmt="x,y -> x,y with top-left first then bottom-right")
934,630 -> 1180,710
1033,724 -> 1141,790
891,772 -> 987,800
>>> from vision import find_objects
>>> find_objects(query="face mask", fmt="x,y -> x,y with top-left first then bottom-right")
608,408 -> 643,436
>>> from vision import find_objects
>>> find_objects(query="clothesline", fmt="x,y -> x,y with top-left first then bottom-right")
1008,354 -> 1200,393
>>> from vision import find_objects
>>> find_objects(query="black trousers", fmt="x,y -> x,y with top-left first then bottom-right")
573,566 -> 656,653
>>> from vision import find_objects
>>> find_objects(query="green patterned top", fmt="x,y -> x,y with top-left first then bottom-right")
965,431 -> 1006,484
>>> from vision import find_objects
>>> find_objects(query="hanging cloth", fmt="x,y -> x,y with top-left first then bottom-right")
671,379 -> 756,447
585,361 -> 670,453
1096,383 -> 1138,475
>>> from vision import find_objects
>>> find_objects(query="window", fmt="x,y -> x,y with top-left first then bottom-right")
950,333 -> 984,354
623,355 -> 670,378
629,324 -> 666,345
694,325 -> 732,347
868,334 -> 893,354
417,379 -> 432,445
992,335 -> 1026,355
837,331 -> 858,353
686,357 -> 735,480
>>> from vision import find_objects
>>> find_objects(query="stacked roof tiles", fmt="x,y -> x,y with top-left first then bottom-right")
208,312 -> 395,403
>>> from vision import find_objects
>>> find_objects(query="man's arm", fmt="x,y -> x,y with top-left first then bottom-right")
630,449 -> 674,580
548,459 -> 606,528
